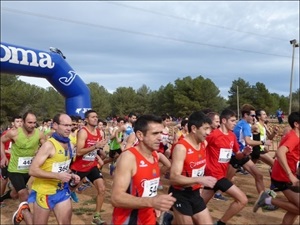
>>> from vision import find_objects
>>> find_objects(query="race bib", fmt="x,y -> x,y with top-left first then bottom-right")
52,159 -> 71,173
17,157 -> 33,170
83,150 -> 97,161
192,165 -> 205,177
142,177 -> 160,197
218,148 -> 232,163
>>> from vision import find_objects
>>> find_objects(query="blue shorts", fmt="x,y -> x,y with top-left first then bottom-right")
28,187 -> 71,210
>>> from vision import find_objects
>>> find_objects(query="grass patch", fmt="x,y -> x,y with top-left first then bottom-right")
246,194 -> 254,199
248,201 -> 255,206
73,207 -> 94,215
83,198 -> 96,205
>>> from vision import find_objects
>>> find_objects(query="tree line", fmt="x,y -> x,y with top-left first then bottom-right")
1,74 -> 299,127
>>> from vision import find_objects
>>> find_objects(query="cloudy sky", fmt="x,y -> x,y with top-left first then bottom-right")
1,1 -> 299,99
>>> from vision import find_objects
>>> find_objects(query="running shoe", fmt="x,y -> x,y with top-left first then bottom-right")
262,204 -> 278,211
266,189 -> 277,198
253,191 -> 271,212
237,167 -> 249,175
12,201 -> 29,225
109,164 -> 115,176
70,191 -> 79,203
92,212 -> 106,225
162,211 -> 173,225
77,181 -> 92,192
213,193 -> 228,201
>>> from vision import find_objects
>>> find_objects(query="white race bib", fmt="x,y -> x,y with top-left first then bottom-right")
218,148 -> 232,163
83,150 -> 97,161
192,165 -> 205,177
142,177 -> 160,197
52,159 -> 71,173
17,157 -> 33,170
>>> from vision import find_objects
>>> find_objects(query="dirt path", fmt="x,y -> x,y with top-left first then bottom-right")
1,153 -> 299,224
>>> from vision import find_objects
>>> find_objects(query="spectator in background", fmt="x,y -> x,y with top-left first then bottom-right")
276,108 -> 283,124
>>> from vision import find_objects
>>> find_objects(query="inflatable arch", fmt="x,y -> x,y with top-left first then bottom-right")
0,42 -> 91,118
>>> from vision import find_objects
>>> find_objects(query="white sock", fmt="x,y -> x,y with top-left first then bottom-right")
265,196 -> 272,205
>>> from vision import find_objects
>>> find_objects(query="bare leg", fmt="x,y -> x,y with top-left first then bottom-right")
243,161 -> 264,193
192,208 -> 213,225
219,185 -> 248,223
259,154 -> 274,167
33,203 -> 51,225
93,178 -> 105,213
0,178 -> 8,196
226,165 -> 237,182
172,208 -> 194,225
53,198 -> 72,225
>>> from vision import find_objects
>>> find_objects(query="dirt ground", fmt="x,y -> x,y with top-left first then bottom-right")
1,151 -> 299,225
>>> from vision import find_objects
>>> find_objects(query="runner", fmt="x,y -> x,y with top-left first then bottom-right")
253,111 -> 299,225
28,113 -> 80,224
202,108 -> 252,225
0,115 -> 23,206
227,104 -> 276,211
70,109 -> 107,225
0,111 -> 45,225
111,114 -> 176,225
169,111 -> 217,225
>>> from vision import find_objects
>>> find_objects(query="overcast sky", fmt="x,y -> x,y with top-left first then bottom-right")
1,1 -> 299,99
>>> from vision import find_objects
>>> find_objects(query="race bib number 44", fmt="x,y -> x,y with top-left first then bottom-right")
142,177 -> 160,197
17,157 -> 33,170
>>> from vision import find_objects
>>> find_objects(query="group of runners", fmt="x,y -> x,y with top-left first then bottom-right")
0,104 -> 299,225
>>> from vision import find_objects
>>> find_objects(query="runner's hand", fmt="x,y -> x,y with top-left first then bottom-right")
243,145 -> 252,155
71,174 -> 81,184
198,176 -> 217,188
57,172 -> 72,183
152,193 -> 176,212
0,156 -> 8,168
265,140 -> 272,146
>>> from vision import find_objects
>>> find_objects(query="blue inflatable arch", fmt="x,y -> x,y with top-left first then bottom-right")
0,42 -> 91,118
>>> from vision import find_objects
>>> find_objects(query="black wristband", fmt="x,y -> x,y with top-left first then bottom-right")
261,140 -> 265,145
